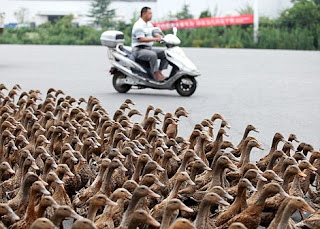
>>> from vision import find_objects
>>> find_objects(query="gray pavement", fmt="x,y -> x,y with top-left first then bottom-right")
1,45 -> 319,162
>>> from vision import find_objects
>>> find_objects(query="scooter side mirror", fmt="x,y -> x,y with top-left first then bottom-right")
173,27 -> 177,36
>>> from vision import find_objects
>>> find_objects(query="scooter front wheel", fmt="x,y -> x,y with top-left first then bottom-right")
175,76 -> 197,97
112,72 -> 131,93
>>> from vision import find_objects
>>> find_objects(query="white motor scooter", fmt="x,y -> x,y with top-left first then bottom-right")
100,27 -> 200,96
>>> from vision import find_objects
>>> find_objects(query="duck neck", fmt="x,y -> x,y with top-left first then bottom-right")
266,154 -> 280,171
51,212 -> 65,227
270,136 -> 282,153
160,208 -> 174,229
177,155 -> 191,173
282,172 -> 295,192
240,145 -> 254,171
25,189 -> 38,223
190,167 -> 199,182
194,199 -> 211,229
256,189 -> 271,206
125,193 -> 143,218
278,203 -> 297,229
132,161 -> 145,183
128,217 -> 142,229
37,203 -> 49,218
87,203 -> 100,221
101,166 -> 116,196
210,164 -> 224,187
168,180 -> 184,199
91,166 -> 108,188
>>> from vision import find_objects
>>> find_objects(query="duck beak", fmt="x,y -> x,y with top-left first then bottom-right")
155,180 -> 165,187
31,162 -> 40,171
248,184 -> 257,193
223,132 -> 230,137
120,165 -> 128,172
302,203 -> 315,214
204,166 -> 212,171
70,212 -> 83,221
7,168 -> 15,175
257,173 -> 267,182
298,171 -> 307,178
156,165 -> 165,172
148,190 -> 160,199
106,198 -> 118,206
279,188 -> 289,198
186,179 -> 196,186
180,204 -> 194,213
173,154 -> 181,162
228,163 -> 238,172
224,192 -> 234,201
257,144 -> 264,150
218,198 -> 230,207
146,215 -> 160,228
38,177 -> 49,186
55,177 -> 64,185
8,210 -> 20,221
130,151 -> 139,158
118,153 -> 126,160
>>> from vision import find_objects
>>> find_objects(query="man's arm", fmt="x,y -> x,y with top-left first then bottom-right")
138,35 -> 162,43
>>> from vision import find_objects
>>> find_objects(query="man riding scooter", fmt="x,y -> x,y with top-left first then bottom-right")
131,7 -> 168,82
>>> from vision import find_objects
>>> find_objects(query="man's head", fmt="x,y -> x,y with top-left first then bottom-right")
141,7 -> 152,22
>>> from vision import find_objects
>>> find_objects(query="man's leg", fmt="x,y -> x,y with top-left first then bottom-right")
133,48 -> 165,81
152,48 -> 169,71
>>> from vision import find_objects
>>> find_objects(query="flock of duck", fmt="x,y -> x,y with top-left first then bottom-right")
0,83 -> 319,229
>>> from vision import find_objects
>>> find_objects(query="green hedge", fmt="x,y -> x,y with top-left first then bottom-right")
1,15 -> 319,50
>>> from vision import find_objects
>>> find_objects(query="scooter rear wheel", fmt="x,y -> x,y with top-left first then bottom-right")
175,76 -> 197,97
112,72 -> 131,93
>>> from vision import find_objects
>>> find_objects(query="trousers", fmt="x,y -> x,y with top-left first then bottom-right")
132,46 -> 168,78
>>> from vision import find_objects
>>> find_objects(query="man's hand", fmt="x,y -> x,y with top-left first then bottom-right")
154,35 -> 163,43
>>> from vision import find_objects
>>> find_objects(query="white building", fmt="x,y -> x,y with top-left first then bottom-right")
1,0 -> 292,27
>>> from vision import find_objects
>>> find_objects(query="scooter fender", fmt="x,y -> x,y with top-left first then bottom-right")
165,47 -> 198,73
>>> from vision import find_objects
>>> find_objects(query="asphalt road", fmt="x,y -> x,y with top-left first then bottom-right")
1,45 -> 319,162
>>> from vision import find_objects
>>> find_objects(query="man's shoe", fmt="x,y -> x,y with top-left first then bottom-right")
155,71 -> 166,82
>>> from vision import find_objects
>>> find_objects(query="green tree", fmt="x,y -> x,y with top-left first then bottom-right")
88,0 -> 115,28
176,3 -> 194,20
199,8 -> 212,18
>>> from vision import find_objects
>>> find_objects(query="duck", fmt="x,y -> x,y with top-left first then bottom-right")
95,188 -> 132,229
100,158 -> 128,197
151,171 -> 194,220
220,182 -> 289,229
231,124 -> 260,157
206,128 -> 230,160
257,132 -> 285,171
247,170 -> 283,206
159,198 -> 193,229
51,205 -> 83,227
267,196 -> 314,229
215,178 -> 256,227
72,218 -> 97,229
120,185 -> 160,228
295,209 -> 320,228
168,218 -> 195,229
8,172 -> 41,212
30,218 -> 55,229
0,203 -> 20,226
87,193 -> 117,221
200,155 -> 238,190
126,209 -> 160,229
11,181 -> 50,229
35,195 -> 59,219
194,192 -> 230,229
0,161 -> 15,181
228,223 -> 248,229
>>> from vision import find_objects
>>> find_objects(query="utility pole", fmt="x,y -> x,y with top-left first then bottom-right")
253,0 -> 259,43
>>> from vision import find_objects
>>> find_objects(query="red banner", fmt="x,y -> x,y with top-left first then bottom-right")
153,14 -> 254,31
